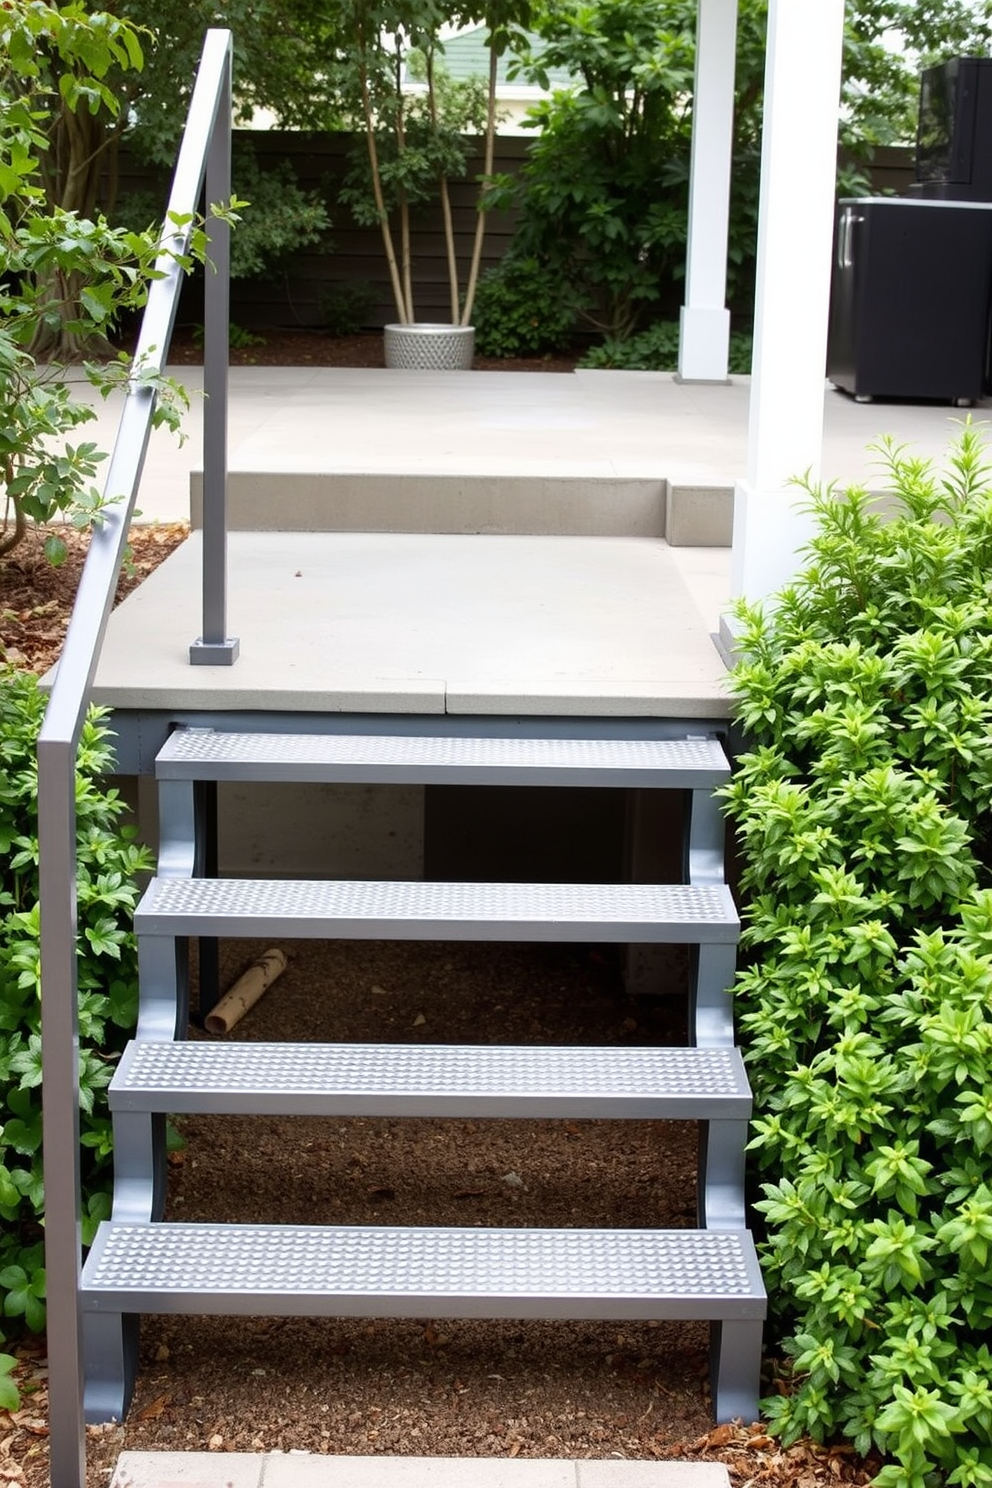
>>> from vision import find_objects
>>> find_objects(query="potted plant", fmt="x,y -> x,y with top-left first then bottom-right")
333,0 -> 531,369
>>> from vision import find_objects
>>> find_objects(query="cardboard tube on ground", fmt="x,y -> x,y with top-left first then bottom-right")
204,948 -> 288,1034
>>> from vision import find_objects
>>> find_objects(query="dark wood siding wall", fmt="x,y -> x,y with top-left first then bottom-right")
116,132 -> 915,333
121,131 -> 530,332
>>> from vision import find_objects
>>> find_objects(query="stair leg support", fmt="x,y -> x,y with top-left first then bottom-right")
687,782 -> 727,888
699,1118 -> 747,1230
83,1311 -> 138,1426
195,779 -> 221,1019
111,1111 -> 168,1224
136,934 -> 189,1042
691,942 -> 737,1047
710,1318 -> 763,1424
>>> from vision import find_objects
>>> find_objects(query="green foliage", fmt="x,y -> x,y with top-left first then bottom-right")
471,256 -> 577,357
319,280 -> 378,337
327,0 -> 533,326
578,320 -> 752,373
0,1355 -> 18,1413
0,1 -> 228,558
218,151 -> 330,282
722,426 -> 992,1488
487,0 -> 766,340
118,149 -> 330,285
340,66 -> 487,230
0,668 -> 152,1337
118,0 -> 337,167
842,0 -> 992,157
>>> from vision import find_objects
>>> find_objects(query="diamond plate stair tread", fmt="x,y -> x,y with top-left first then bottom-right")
156,729 -> 730,787
81,1223 -> 766,1319
135,878 -> 739,942
111,1041 -> 751,1117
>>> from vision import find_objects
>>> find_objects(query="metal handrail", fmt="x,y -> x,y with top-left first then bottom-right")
38,30 -> 233,1488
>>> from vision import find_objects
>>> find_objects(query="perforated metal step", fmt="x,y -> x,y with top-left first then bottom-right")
156,728 -> 731,788
81,1222 -> 765,1320
134,877 -> 739,943
111,1040 -> 751,1118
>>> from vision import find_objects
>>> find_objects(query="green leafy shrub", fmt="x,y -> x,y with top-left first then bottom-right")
319,280 -> 377,338
471,257 -> 578,358
0,668 -> 152,1337
578,320 -> 753,373
721,426 -> 992,1488
487,0 -> 767,341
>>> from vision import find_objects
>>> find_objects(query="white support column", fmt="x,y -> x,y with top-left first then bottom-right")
730,0 -> 845,605
678,0 -> 738,383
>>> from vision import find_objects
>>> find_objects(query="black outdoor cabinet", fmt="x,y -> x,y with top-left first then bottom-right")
826,197 -> 992,403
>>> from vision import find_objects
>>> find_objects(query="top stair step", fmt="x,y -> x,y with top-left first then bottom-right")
156,729 -> 731,789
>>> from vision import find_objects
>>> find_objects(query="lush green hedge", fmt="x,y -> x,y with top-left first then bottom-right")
722,428 -> 992,1488
0,668 -> 150,1339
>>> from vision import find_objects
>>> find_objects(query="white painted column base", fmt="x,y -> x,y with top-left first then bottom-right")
729,477 -> 818,606
676,305 -> 732,383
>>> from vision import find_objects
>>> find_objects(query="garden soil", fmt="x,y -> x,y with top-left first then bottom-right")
0,337 -> 873,1488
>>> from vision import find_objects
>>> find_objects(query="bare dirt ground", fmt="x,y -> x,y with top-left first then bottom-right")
0,336 -> 871,1488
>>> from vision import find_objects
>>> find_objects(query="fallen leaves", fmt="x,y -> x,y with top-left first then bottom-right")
137,1393 -> 171,1420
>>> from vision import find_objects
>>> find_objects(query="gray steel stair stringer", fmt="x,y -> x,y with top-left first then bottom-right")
85,724 -> 760,1428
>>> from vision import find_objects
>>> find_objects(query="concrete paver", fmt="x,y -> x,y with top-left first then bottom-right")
92,531 -> 732,718
109,1453 -> 732,1488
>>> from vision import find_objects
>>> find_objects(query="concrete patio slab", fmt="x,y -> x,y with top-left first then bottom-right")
91,532 -> 731,719
72,366 -> 992,527
109,1452 -> 732,1488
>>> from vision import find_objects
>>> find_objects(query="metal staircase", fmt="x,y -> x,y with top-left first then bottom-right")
80,727 -> 765,1426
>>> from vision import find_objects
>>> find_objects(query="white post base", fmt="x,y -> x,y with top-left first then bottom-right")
729,477 -> 818,606
677,306 -> 732,383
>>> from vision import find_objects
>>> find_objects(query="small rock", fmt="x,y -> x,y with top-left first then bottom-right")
502,1171 -> 525,1188
154,1343 -> 170,1362
208,1434 -> 225,1451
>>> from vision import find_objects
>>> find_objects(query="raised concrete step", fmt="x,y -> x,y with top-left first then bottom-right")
190,472 -> 736,548
110,1040 -> 751,1119
156,729 -> 731,788
134,878 -> 739,943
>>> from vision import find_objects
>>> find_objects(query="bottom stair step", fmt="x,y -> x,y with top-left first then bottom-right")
82,1222 -> 765,1320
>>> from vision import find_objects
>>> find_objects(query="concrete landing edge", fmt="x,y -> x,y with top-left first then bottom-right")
110,1451 -> 732,1488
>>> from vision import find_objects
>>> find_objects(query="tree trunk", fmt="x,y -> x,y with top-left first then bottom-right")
462,42 -> 500,327
30,102 -> 120,360
426,45 -> 460,323
359,42 -> 409,324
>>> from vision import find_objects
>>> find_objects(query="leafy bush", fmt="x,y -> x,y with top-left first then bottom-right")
117,149 -> 330,285
319,280 -> 377,338
471,258 -> 578,358
487,0 -> 767,341
578,320 -> 753,373
721,427 -> 992,1488
0,669 -> 151,1337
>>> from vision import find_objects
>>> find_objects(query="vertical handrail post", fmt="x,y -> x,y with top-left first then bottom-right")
190,33 -> 238,665
39,744 -> 86,1488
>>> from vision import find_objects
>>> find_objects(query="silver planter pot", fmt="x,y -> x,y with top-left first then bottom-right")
384,322 -> 475,371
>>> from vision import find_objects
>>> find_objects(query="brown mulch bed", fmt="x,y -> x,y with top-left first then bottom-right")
0,523 -> 190,677
0,342 -> 869,1488
158,326 -> 582,373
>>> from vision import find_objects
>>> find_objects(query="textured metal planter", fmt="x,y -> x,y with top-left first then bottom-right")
384,323 -> 475,371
